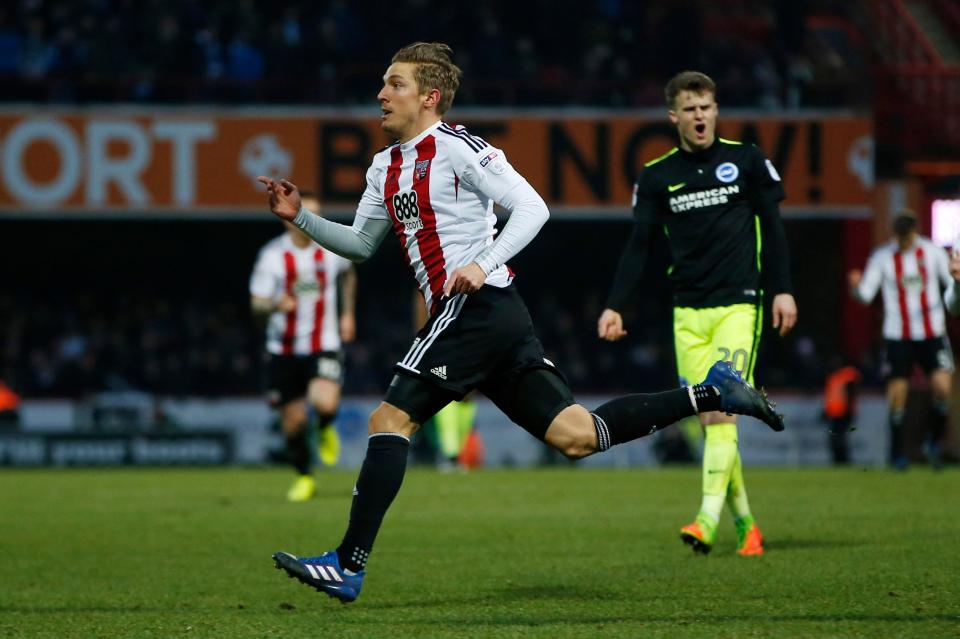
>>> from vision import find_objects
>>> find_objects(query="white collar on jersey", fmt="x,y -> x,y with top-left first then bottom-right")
398,120 -> 444,151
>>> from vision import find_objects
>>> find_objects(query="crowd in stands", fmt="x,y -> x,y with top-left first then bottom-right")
0,0 -> 865,108
0,285 -> 870,401
0,290 -> 674,399
1,294 -> 257,397
1,213 -> 879,402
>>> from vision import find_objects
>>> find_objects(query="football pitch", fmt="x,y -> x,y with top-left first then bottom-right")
2,467 -> 958,638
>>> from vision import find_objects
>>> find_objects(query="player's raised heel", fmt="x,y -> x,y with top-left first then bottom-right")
272,550 -> 364,603
680,517 -> 717,555
703,360 -> 785,432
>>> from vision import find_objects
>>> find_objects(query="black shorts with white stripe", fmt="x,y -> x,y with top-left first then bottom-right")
388,284 -> 571,432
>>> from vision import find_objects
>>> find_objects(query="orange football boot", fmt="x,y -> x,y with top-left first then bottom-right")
680,516 -> 717,554
736,520 -> 764,556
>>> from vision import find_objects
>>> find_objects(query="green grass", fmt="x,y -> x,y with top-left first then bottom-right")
1,467 -> 958,638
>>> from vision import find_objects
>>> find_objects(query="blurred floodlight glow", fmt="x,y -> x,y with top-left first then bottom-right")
931,199 -> 960,247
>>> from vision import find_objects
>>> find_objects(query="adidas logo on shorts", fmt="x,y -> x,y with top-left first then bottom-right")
430,365 -> 447,380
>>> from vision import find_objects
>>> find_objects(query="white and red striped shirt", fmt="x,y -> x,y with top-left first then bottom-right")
250,233 -> 351,355
856,236 -> 951,340
355,121 -> 526,313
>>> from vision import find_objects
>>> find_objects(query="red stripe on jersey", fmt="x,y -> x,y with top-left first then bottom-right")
383,146 -> 409,264
893,252 -> 911,339
412,136 -> 446,314
282,251 -> 297,355
311,248 -> 327,352
915,246 -> 934,338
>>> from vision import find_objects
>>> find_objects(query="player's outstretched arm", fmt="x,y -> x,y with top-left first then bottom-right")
849,251 -> 882,304
257,176 -> 391,263
257,176 -> 301,221
847,268 -> 862,291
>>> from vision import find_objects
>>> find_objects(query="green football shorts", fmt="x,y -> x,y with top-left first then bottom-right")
673,303 -> 762,387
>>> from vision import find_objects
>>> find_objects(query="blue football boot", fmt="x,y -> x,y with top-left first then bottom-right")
703,360 -> 784,432
272,550 -> 364,603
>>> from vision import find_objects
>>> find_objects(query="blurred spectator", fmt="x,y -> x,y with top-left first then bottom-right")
0,379 -> 21,429
18,16 -> 57,78
0,0 -> 866,107
821,358 -> 862,465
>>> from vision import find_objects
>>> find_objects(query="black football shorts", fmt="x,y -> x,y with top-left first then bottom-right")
883,336 -> 954,379
267,351 -> 344,406
386,284 -> 573,438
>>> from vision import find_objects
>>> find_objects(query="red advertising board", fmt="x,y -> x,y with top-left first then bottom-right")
0,111 -> 872,216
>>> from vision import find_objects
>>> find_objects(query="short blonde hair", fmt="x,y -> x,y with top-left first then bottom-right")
391,42 -> 462,114
665,70 -> 717,109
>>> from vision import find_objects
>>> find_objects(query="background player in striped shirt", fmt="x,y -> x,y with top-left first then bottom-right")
250,193 -> 357,501
848,209 -> 953,470
259,42 -> 784,603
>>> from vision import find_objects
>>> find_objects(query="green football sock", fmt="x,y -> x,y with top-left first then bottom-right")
726,448 -> 753,522
436,403 -> 462,459
699,422 -> 738,522
679,415 -> 703,459
458,400 -> 477,449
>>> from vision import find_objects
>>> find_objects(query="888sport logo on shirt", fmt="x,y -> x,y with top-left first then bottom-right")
392,190 -> 423,231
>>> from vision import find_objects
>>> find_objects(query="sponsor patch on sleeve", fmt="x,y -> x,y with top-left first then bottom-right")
480,151 -> 499,167
480,150 -> 507,175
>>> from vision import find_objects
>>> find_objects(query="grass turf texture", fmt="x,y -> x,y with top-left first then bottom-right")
1,467 -> 958,638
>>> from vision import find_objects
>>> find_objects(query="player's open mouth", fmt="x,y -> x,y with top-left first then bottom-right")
695,123 -> 706,136
381,109 -> 392,120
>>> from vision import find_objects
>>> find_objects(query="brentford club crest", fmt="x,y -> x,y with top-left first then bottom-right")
414,159 -> 431,180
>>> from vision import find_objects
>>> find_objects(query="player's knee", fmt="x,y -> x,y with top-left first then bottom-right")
280,401 -> 307,432
368,402 -> 417,438
312,395 -> 339,415
544,406 -> 597,459
557,436 -> 595,460
308,381 -> 341,414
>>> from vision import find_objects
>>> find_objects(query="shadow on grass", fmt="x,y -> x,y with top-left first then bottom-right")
347,610 -> 959,628
357,585 -> 958,626
313,488 -> 351,500
0,605 -> 185,614
2,602 -> 955,629
766,538 -> 865,551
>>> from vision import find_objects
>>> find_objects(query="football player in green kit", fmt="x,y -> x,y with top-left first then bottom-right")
599,71 -> 798,556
